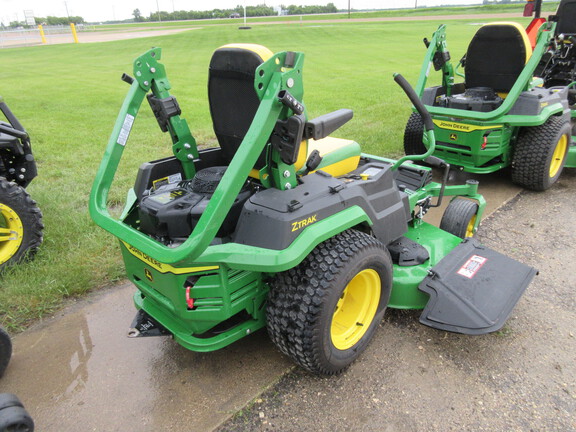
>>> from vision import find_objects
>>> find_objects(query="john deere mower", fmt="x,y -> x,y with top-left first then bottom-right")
404,0 -> 576,191
0,97 -> 43,270
90,44 -> 537,375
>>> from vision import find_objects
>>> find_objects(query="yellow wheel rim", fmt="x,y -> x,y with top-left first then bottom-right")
331,269 -> 381,351
549,134 -> 568,178
465,215 -> 477,238
0,203 -> 24,264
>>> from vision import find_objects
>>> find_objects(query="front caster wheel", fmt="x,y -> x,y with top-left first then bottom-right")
440,198 -> 479,239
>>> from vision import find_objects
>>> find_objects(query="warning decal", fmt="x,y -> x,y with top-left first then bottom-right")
117,113 -> 135,146
457,255 -> 487,279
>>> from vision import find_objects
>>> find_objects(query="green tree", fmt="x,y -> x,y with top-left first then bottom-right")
133,8 -> 144,22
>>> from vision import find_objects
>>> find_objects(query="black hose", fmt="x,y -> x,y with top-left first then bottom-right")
393,73 -> 434,131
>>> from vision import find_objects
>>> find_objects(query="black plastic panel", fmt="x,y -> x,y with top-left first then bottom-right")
419,239 -> 537,335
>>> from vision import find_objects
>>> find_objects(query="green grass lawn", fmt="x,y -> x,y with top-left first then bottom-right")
0,16 -> 526,330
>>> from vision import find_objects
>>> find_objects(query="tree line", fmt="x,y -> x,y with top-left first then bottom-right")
137,3 -> 338,22
6,16 -> 84,28
3,3 -> 338,28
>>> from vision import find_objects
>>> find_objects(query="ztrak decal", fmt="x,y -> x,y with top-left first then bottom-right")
291,214 -> 318,232
457,255 -> 487,279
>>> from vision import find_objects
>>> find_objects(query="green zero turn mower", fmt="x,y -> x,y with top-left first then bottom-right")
90,44 -> 537,375
0,98 -> 43,270
404,0 -> 576,191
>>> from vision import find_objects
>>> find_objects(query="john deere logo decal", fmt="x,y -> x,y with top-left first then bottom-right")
144,268 -> 154,282
449,133 -> 458,141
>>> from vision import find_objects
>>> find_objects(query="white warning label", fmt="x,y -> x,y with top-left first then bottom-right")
457,255 -> 487,279
117,113 -> 135,146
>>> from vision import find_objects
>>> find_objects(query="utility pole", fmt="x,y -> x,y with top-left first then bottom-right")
348,0 -> 350,18
156,0 -> 162,22
415,0 -> 418,8
64,1 -> 70,21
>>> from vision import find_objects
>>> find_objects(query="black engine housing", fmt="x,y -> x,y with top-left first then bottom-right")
138,166 -> 253,243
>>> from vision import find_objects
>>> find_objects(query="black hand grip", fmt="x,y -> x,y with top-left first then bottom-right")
121,73 -> 135,85
393,73 -> 434,132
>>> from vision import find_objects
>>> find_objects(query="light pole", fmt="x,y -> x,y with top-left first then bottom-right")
64,1 -> 70,22
156,0 -> 162,22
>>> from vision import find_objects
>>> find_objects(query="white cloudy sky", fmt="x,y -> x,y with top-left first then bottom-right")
1,0 -> 483,25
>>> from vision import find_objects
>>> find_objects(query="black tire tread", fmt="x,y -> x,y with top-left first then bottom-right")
403,112 -> 427,156
266,229 -> 392,375
440,198 -> 479,239
0,178 -> 43,269
0,404 -> 34,431
0,328 -> 12,378
511,116 -> 571,191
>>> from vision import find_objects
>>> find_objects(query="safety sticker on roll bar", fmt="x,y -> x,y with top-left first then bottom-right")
117,114 -> 135,146
457,255 -> 487,279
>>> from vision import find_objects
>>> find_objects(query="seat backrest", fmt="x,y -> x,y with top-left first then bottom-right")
465,22 -> 532,93
555,0 -> 576,35
208,44 -> 273,166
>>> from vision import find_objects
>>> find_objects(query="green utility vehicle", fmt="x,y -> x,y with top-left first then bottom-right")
0,98 -> 43,269
90,44 -> 536,375
404,0 -> 576,190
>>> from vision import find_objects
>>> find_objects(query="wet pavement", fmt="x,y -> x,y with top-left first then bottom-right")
0,169 -> 521,431
1,286 -> 292,431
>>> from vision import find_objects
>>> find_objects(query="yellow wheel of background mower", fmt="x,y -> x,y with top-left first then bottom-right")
0,179 -> 43,270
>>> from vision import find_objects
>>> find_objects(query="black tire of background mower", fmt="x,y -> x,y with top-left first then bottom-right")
0,394 -> 23,411
403,112 -> 427,156
440,198 -> 479,239
511,117 -> 572,191
0,405 -> 34,432
266,229 -> 393,375
0,178 -> 43,270
0,328 -> 11,378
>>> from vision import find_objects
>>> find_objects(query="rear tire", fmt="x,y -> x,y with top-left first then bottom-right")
0,328 -> 11,378
511,117 -> 571,191
0,178 -> 43,270
266,229 -> 393,375
440,198 -> 479,239
403,112 -> 427,156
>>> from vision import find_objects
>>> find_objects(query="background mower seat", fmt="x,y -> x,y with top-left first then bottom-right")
208,44 -> 360,180
554,0 -> 576,35
465,22 -> 533,94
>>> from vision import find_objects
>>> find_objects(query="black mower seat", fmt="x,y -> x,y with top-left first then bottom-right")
465,22 -> 533,94
554,0 -> 576,35
208,44 -> 360,179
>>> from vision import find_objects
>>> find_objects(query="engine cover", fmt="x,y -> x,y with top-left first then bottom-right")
138,167 -> 252,243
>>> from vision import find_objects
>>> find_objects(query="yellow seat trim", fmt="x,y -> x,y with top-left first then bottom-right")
217,43 -> 274,62
249,137 -> 360,180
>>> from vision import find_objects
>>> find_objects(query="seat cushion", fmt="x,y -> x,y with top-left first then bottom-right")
465,22 -> 532,93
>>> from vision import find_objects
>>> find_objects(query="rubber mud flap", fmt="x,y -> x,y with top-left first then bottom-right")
418,239 -> 537,335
